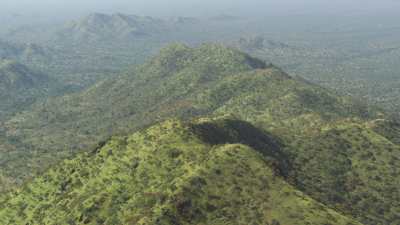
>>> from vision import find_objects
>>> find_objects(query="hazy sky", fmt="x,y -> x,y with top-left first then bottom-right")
2,0 -> 400,18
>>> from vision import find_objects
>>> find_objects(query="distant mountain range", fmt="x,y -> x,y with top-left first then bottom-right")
0,44 -> 399,224
4,13 -> 200,45
0,13 -> 202,91
59,13 -> 168,42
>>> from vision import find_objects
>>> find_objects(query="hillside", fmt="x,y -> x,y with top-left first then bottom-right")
0,40 -> 50,62
0,40 -> 20,58
0,60 -> 44,88
1,44 -> 399,224
0,118 -> 362,225
0,60 -> 51,118
233,35 -> 400,118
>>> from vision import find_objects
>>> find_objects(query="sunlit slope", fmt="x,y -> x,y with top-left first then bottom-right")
0,119 -> 362,225
1,44 -> 399,224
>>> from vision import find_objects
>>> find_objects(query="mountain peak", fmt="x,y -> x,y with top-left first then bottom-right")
145,44 -> 268,77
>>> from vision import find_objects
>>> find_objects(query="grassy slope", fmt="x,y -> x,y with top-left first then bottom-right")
1,44 -> 399,224
0,119 -> 361,225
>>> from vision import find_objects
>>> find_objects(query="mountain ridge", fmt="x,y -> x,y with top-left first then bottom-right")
0,118 -> 363,225
0,44 -> 399,224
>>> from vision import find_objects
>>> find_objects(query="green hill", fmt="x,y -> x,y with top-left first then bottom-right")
0,118 -> 362,225
1,44 -> 399,224
0,40 -> 50,62
0,60 -> 50,118
0,60 -> 44,88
